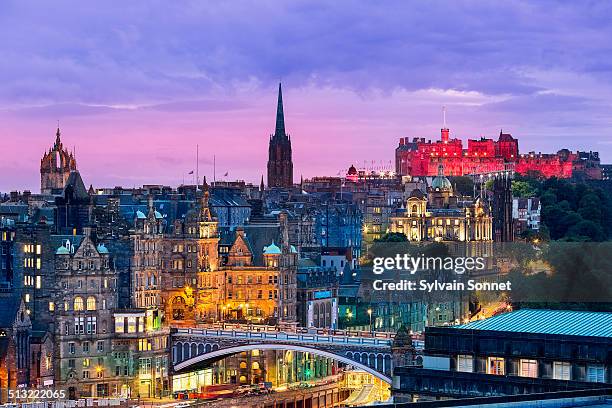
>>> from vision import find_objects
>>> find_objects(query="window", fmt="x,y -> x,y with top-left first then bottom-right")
553,361 -> 571,380
86,296 -> 96,311
457,355 -> 473,373
83,358 -> 90,367
74,297 -> 84,311
83,342 -> 90,353
97,341 -> 104,352
139,358 -> 152,376
86,316 -> 97,334
68,342 -> 75,354
35,275 -> 41,288
519,359 -> 538,378
115,318 -> 124,333
49,302 -> 55,312
487,357 -> 505,375
75,317 -> 85,334
587,364 -> 605,383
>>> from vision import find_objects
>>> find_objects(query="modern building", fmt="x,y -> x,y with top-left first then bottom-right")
393,309 -> 612,402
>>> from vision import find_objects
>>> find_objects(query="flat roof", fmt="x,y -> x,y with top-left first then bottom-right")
455,309 -> 612,338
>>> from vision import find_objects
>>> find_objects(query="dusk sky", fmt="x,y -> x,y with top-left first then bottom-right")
1,1 -> 612,192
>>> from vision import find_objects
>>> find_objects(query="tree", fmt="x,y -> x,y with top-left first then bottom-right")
374,232 -> 408,242
512,180 -> 537,197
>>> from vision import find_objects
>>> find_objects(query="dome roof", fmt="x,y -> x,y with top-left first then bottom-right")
431,175 -> 452,191
347,164 -> 357,175
55,246 -> 70,255
290,245 -> 298,253
96,244 -> 109,254
154,210 -> 163,219
430,164 -> 452,191
263,241 -> 281,255
136,210 -> 146,219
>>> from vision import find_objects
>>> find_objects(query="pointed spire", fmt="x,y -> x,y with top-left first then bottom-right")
260,175 -> 265,192
274,82 -> 285,137
55,126 -> 62,149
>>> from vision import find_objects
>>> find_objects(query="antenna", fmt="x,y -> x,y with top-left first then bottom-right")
443,106 -> 447,128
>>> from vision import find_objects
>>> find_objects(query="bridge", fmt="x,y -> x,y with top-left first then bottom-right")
171,326 -> 401,383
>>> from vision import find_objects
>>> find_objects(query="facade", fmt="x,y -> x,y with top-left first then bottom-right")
267,83 -> 294,188
390,166 -> 493,242
40,128 -> 78,195
395,128 -> 602,179
53,232 -> 120,398
393,309 -> 612,402
512,197 -> 541,235
296,259 -> 339,329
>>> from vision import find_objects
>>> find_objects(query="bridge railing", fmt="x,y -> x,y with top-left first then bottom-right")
195,322 -> 396,339
175,327 -> 394,347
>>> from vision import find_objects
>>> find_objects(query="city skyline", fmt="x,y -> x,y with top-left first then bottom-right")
2,1 -> 612,191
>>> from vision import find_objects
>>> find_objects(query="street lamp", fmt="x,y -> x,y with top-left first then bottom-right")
367,308 -> 373,332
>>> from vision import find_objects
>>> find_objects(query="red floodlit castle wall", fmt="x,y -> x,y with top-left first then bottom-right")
395,128 -> 588,179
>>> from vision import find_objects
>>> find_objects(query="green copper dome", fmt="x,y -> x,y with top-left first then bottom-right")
431,164 -> 452,191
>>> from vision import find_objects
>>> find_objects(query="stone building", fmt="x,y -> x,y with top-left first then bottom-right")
267,83 -> 293,189
390,166 -> 493,242
160,183 -> 221,326
40,128 -> 77,195
53,231 -> 121,398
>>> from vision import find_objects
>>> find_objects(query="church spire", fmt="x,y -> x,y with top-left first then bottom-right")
275,82 -> 285,138
55,126 -> 62,149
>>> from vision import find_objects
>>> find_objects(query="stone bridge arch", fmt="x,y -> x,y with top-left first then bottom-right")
173,343 -> 392,384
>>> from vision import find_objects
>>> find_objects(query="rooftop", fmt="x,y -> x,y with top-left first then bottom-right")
455,309 -> 612,338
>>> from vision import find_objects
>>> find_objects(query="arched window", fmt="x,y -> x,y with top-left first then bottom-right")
412,204 -> 418,215
252,362 -> 260,370
86,296 -> 96,311
239,361 -> 247,369
74,297 -> 84,311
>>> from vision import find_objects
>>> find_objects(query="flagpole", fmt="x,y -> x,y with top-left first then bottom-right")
213,155 -> 216,185
196,144 -> 199,186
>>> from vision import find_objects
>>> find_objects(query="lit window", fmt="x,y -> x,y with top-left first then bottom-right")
49,302 -> 55,312
36,276 -> 41,289
519,359 -> 537,378
553,361 -> 571,380
457,355 -> 473,373
74,297 -> 84,311
487,357 -> 505,375
86,296 -> 96,311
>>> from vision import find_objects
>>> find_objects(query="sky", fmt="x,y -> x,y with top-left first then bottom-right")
1,0 -> 612,192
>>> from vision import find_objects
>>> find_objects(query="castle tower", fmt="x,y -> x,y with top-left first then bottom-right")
267,83 -> 294,188
40,127 -> 77,194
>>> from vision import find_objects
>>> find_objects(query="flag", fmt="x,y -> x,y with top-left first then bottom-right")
188,170 -> 194,175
